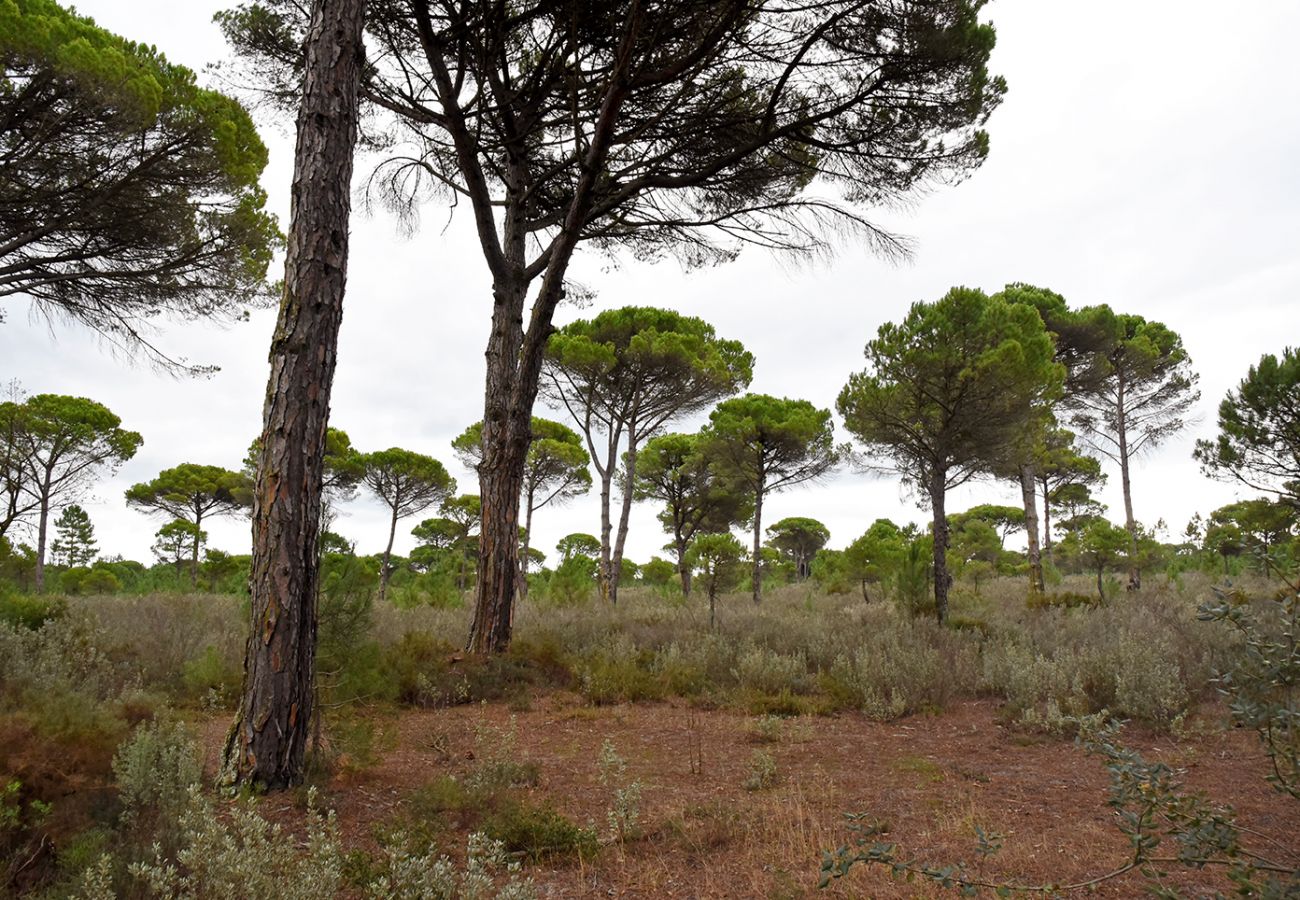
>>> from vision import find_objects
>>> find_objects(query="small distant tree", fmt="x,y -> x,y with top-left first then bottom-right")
843,519 -> 906,603
765,517 -> 830,581
411,494 -> 481,591
543,307 -> 752,604
948,517 -> 1003,595
361,448 -> 455,603
639,557 -> 677,590
1036,427 -> 1106,552
1069,311 -> 1200,590
556,533 -> 602,562
1071,518 -> 1130,601
948,504 -> 1025,548
1207,498 -> 1298,576
13,394 -> 142,591
703,394 -> 840,604
1195,347 -> 1299,507
50,504 -> 96,568
125,464 -> 252,587
686,533 -> 745,630
837,287 -> 1062,622
634,432 -> 750,597
153,520 -> 206,580
549,533 -> 601,606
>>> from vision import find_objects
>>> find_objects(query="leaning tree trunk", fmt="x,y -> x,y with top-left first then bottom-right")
377,506 -> 399,604
1019,463 -> 1043,595
222,0 -> 364,792
929,468 -> 951,624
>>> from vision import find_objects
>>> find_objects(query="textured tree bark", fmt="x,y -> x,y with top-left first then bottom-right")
929,469 -> 951,624
222,0 -> 364,792
467,274 -> 534,655
1019,463 -> 1043,595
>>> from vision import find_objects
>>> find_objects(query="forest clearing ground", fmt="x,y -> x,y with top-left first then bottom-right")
196,697 -> 1297,898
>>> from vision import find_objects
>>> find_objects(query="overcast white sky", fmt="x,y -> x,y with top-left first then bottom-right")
3,0 -> 1298,568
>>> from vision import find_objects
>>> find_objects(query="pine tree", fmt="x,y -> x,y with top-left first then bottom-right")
50,504 -> 96,567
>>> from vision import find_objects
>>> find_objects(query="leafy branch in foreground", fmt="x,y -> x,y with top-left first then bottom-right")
1198,580 -> 1300,802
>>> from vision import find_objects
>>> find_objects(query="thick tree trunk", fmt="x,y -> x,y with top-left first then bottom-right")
1019,463 -> 1043,595
860,579 -> 870,603
1116,380 -> 1141,591
222,0 -> 364,793
750,481 -> 764,604
467,274 -> 534,654
930,469 -> 951,624
610,431 -> 639,605
468,385 -> 530,654
378,506 -> 398,604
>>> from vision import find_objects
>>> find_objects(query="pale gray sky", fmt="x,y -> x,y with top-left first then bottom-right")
3,0 -> 1298,567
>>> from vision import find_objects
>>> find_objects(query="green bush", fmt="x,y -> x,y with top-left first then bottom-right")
480,799 -> 598,862
0,593 -> 65,629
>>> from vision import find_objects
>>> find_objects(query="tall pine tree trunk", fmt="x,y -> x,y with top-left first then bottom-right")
222,0 -> 364,792
1019,463 -> 1043,595
750,481 -> 764,604
595,431 -> 617,604
929,468 -> 951,624
1116,379 -> 1141,591
1040,473 -> 1053,553
190,505 -> 205,589
518,497 -> 534,598
610,429 -> 639,605
378,506 -> 398,603
33,473 -> 50,593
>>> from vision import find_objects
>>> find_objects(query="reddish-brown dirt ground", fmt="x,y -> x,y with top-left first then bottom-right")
198,697 -> 1299,898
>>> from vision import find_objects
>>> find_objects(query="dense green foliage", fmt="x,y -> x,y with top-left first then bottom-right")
1195,346 -> 1300,505
703,394 -> 840,603
0,0 -> 279,365
838,286 -> 1063,621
